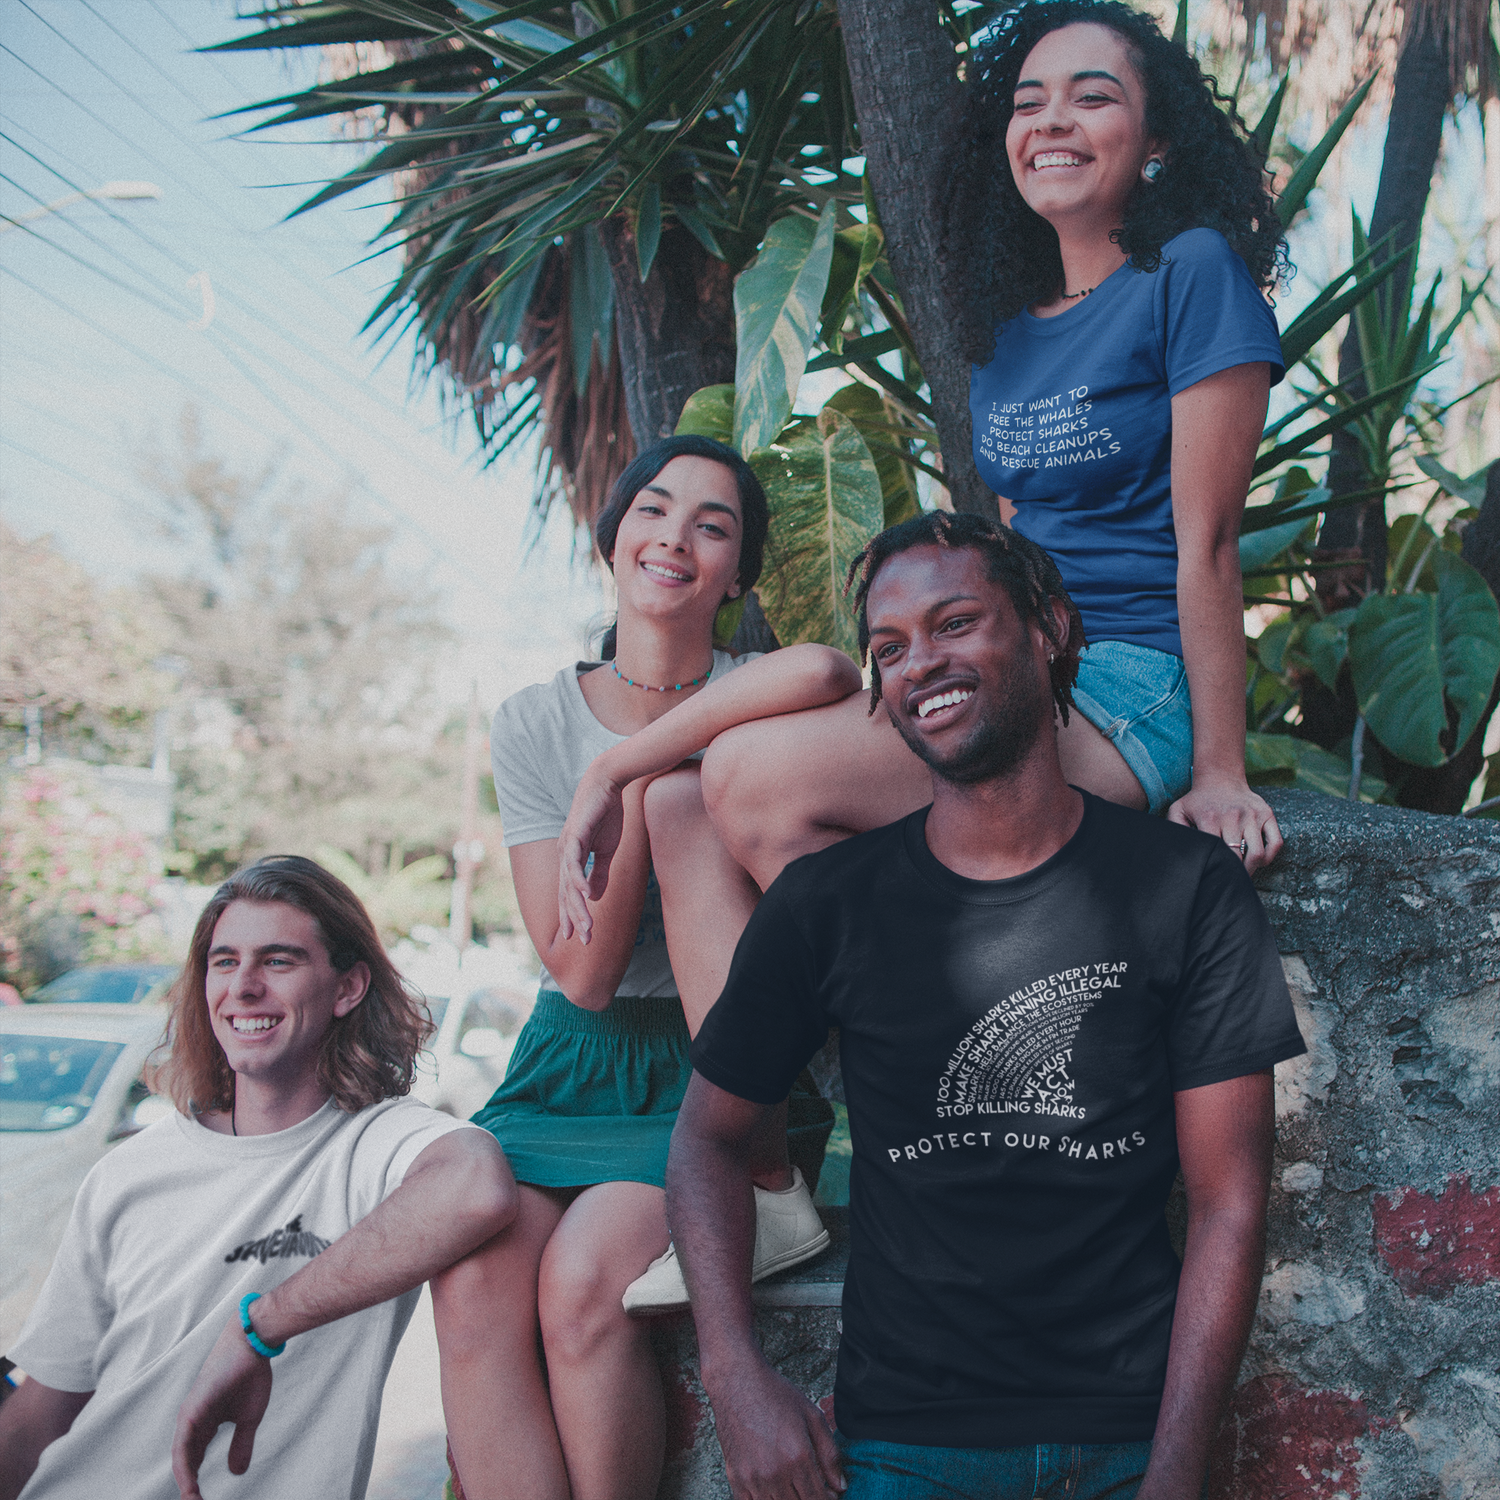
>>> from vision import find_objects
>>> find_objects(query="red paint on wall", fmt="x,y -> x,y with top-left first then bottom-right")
1207,1376 -> 1370,1499
663,1364 -> 707,1458
1373,1175 -> 1500,1298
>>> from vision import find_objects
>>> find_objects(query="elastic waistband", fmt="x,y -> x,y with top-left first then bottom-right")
532,989 -> 689,1038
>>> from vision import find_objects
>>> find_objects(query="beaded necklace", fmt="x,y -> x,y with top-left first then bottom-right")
611,658 -> 713,693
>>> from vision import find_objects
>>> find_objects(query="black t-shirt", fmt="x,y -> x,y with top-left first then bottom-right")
690,793 -> 1305,1449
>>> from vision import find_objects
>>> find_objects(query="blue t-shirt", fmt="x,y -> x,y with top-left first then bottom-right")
970,228 -> 1284,657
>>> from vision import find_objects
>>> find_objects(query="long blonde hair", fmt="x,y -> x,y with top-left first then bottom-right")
154,855 -> 433,1115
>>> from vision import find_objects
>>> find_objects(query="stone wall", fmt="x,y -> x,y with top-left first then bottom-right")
651,791 -> 1500,1500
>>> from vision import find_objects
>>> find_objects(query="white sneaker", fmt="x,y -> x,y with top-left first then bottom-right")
621,1167 -> 831,1315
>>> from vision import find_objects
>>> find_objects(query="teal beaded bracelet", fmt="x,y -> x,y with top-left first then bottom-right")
239,1293 -> 287,1358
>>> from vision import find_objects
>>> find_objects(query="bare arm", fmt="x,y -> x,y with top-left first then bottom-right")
1169,364 -> 1283,873
559,646 -> 861,941
513,777 -> 654,1009
667,1074 -> 844,1500
172,1129 -> 516,1499
1138,1069 -> 1274,1500
0,1379 -> 92,1500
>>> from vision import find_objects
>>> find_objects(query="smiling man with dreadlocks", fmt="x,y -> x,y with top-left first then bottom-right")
666,514 -> 1305,1500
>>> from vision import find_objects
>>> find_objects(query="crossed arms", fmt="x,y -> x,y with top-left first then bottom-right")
0,1129 -> 515,1500
666,1068 -> 1274,1500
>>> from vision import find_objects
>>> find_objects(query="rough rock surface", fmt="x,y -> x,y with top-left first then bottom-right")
653,792 -> 1500,1500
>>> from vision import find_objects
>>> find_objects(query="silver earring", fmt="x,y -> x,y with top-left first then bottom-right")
1142,157 -> 1164,182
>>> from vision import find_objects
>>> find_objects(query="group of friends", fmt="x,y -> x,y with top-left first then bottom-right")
0,5 -> 1311,1498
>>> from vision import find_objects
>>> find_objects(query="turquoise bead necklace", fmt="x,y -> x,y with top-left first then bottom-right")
611,658 -> 713,693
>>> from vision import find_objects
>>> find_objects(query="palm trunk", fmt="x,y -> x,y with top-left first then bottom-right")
1318,22 -> 1452,589
832,0 -> 997,519
596,216 -> 737,443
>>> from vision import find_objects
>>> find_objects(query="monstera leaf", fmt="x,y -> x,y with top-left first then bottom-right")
750,407 -> 884,657
732,204 -> 838,457
1349,552 -> 1500,766
675,384 -> 736,445
825,382 -> 921,527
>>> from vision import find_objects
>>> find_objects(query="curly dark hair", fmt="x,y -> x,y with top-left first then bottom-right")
942,0 -> 1289,363
845,511 -> 1085,724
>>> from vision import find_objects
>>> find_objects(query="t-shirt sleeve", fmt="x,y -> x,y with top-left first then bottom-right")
689,881 -> 830,1104
6,1170 -> 114,1390
349,1100 -> 485,1215
1161,228 -> 1285,395
492,690 -> 569,848
1167,842 -> 1306,1091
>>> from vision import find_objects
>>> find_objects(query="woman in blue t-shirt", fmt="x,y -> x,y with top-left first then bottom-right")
948,0 -> 1287,850
637,0 -> 1290,905
556,7 -> 1289,1024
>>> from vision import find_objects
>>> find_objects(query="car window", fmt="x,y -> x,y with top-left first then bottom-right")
29,968 -> 174,1004
0,1035 -> 126,1131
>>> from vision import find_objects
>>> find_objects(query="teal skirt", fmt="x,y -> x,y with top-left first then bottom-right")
472,989 -> 833,1191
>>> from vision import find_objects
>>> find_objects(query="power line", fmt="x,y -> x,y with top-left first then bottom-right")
0,435 -> 146,513
1,264 -> 469,579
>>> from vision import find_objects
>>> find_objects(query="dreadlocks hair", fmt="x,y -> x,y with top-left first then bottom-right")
940,0 -> 1290,364
845,512 -> 1086,725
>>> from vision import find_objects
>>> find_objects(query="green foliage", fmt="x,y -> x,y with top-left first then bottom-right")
313,847 -> 453,945
749,407 -> 885,657
0,766 -> 171,992
732,205 -> 838,456
1347,553 -> 1500,767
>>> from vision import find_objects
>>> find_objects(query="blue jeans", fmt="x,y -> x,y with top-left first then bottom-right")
839,1435 -> 1152,1500
1071,640 -> 1193,815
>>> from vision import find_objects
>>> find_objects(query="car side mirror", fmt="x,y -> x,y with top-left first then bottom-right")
459,1027 -> 507,1059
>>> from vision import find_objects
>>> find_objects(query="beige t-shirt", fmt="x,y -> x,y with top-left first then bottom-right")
10,1097 -> 475,1500
491,650 -> 760,998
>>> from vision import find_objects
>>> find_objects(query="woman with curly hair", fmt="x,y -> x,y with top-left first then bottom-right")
948,0 -> 1287,857
629,0 -> 1291,913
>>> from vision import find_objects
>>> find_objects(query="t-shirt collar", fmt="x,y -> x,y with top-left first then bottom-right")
900,790 -> 1097,905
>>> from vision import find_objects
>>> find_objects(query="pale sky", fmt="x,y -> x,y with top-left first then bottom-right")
1,0 -> 1487,722
0,0 -> 604,713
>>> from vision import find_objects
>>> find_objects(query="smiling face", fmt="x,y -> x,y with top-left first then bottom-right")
205,899 -> 368,1100
609,454 -> 745,630
1005,22 -> 1160,235
867,544 -> 1059,786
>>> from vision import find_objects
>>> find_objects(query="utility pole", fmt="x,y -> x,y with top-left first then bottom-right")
448,682 -> 485,951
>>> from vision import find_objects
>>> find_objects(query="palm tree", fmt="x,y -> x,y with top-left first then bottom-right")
217,1 -> 864,532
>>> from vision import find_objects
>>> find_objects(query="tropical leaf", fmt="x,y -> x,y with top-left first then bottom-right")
825,382 -> 921,526
732,204 -> 838,456
1240,514 -> 1315,572
750,407 -> 884,656
1302,608 -> 1356,691
1349,552 -> 1500,766
1243,734 -> 1389,802
675,384 -> 736,445
819,222 -> 884,355
1415,454 -> 1491,507
1274,73 -> 1375,228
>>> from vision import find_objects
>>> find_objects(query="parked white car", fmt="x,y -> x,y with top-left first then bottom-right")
0,1006 -> 173,1353
410,986 -> 530,1121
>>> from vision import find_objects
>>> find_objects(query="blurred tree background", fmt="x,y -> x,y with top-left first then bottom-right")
0,410 -> 520,990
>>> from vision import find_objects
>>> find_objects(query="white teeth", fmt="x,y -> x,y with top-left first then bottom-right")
916,689 -> 973,719
1033,152 -> 1086,169
642,562 -> 689,581
232,1017 -> 279,1033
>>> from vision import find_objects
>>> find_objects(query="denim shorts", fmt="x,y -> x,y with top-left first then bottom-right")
839,1435 -> 1152,1500
1071,641 -> 1193,816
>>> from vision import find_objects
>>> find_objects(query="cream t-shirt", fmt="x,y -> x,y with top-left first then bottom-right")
491,649 -> 760,998
9,1097 -> 474,1500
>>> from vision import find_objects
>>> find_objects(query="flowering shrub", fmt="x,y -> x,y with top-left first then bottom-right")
0,765 -> 170,993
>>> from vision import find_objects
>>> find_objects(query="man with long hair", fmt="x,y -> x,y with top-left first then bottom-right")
669,515 -> 1305,1500
0,855 -> 516,1500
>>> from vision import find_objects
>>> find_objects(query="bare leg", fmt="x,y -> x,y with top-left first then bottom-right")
644,766 -> 793,1189
432,1185 -> 570,1500
701,692 -> 932,890
703,690 -> 1147,890
538,1181 -> 671,1500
